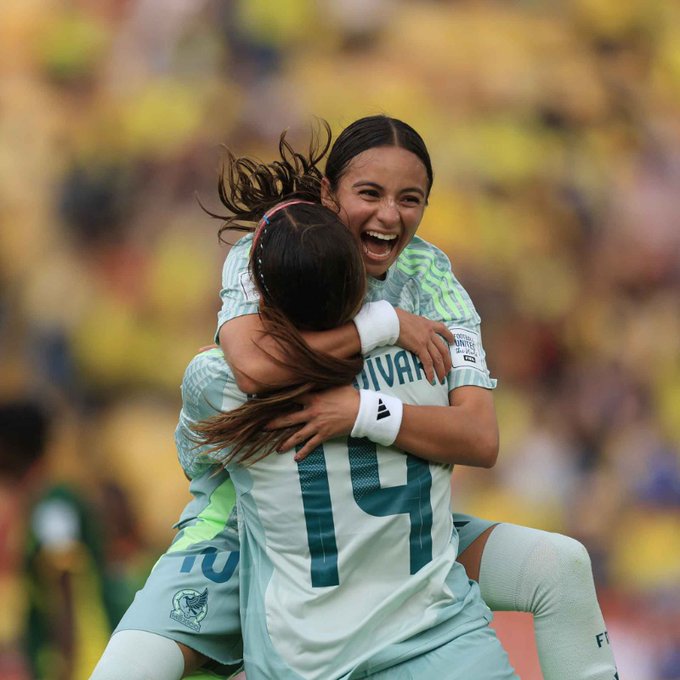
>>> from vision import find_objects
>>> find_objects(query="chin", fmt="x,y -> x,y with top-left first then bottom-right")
365,261 -> 392,280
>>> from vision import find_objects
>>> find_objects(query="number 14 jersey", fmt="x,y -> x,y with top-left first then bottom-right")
178,346 -> 493,680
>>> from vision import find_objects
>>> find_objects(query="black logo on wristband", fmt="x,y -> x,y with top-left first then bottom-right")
377,398 -> 391,421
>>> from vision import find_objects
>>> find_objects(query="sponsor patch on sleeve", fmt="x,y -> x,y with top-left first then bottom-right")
239,269 -> 260,303
448,327 -> 483,371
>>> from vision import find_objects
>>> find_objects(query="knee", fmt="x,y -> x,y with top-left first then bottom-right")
530,532 -> 596,616
548,533 -> 593,581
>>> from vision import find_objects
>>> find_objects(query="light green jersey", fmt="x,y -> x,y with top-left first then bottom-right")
177,347 -> 494,680
216,233 -> 497,391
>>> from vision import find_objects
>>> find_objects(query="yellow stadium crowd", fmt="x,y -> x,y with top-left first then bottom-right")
1,1 -> 678,678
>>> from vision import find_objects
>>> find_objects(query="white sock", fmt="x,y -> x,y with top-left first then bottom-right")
478,524 -> 619,680
89,630 -> 185,680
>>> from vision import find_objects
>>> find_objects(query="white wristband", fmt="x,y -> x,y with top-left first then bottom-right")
351,390 -> 404,447
353,301 -> 400,354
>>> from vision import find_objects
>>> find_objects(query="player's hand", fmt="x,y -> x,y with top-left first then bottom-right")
394,309 -> 454,384
267,385 -> 360,461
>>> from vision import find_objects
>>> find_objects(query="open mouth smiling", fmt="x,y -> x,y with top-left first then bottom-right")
360,230 -> 399,262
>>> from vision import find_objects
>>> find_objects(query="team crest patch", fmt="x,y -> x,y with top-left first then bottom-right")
448,327 -> 483,371
170,588 -> 208,631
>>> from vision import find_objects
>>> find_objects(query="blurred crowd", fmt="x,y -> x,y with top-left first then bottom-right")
1,0 -> 678,678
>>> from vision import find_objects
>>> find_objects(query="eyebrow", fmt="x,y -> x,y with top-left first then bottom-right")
352,181 -> 426,197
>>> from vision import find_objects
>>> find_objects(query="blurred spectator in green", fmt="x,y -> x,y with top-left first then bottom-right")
0,398 -> 135,680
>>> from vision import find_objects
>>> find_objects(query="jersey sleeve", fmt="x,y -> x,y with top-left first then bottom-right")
445,324 -> 496,391
396,238 -> 497,391
215,232 -> 260,341
175,348 -> 245,478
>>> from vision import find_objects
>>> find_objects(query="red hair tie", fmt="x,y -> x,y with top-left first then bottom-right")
252,199 -> 316,251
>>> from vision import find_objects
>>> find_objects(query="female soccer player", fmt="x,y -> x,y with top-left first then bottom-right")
92,198 -> 517,679
214,115 -> 618,680
92,115 -> 617,680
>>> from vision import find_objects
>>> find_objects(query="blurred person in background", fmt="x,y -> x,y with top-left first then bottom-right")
0,398 -> 115,680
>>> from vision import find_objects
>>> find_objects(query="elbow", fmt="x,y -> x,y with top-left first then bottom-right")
233,372 -> 261,396
220,318 -> 273,394
223,347 -> 276,395
476,429 -> 499,469
223,350 -> 269,395
478,447 -> 499,469
231,359 -> 274,395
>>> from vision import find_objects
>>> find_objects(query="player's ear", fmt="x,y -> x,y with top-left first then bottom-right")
320,177 -> 337,211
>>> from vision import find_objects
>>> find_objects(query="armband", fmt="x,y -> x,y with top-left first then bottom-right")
351,390 -> 404,447
353,301 -> 400,354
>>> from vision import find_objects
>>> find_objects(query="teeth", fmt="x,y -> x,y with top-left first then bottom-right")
365,231 -> 398,241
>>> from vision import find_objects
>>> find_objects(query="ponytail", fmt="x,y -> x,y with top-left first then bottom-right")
200,120 -> 333,241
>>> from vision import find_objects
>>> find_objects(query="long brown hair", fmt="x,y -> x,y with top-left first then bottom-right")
193,178 -> 366,466
200,121 -> 332,241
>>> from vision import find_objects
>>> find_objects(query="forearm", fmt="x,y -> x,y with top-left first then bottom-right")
301,325 -> 362,358
220,315 -> 360,393
271,384 -> 499,466
395,400 -> 499,468
220,301 -> 456,394
348,385 -> 498,467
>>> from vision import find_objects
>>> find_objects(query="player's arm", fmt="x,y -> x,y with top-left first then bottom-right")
216,236 -> 452,393
269,383 -> 498,468
221,309 -> 452,394
397,386 -> 498,466
394,319 -> 498,466
269,304 -> 499,466
392,241 -> 499,466
395,288 -> 499,467
219,315 -> 360,394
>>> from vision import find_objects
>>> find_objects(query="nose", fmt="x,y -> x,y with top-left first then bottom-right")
376,198 -> 400,228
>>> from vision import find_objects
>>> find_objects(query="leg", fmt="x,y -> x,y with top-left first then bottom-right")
89,630 -> 186,680
177,642 -> 209,675
89,632 -> 232,680
475,523 -> 619,680
457,524 -> 497,582
90,476 -> 243,678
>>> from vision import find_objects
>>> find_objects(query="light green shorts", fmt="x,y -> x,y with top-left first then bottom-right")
453,512 -> 498,554
365,625 -> 518,679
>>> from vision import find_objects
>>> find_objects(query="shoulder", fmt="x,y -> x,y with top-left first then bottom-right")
184,346 -> 230,377
225,232 -> 254,260
181,348 -> 244,420
396,236 -> 453,276
396,236 -> 481,324
222,232 -> 254,276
